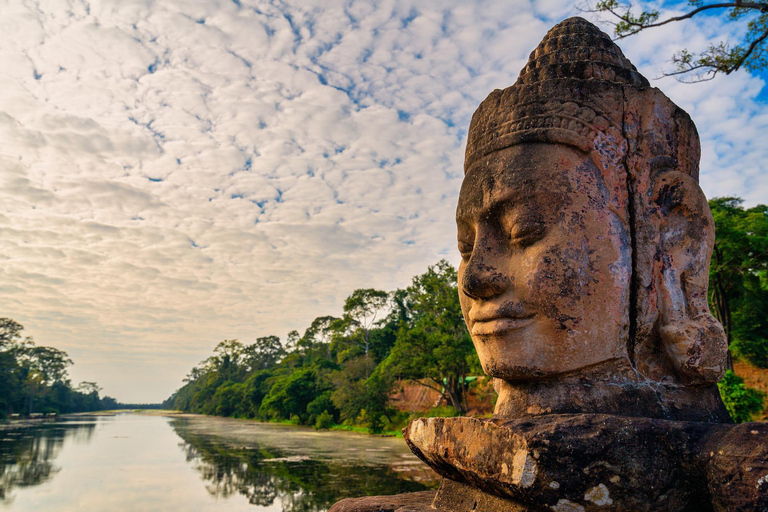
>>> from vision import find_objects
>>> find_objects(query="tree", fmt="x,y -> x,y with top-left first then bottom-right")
259,368 -> 329,423
589,0 -> 768,81
0,318 -> 24,347
244,335 -> 284,372
343,289 -> 389,359
708,198 -> 768,367
28,346 -> 73,385
301,315 -> 339,357
0,319 -> 113,416
77,382 -> 102,395
382,260 -> 480,414
330,356 -> 392,432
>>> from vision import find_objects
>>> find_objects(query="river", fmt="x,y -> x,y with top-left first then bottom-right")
0,412 -> 438,511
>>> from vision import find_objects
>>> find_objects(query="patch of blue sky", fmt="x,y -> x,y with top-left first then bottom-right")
401,7 -> 419,28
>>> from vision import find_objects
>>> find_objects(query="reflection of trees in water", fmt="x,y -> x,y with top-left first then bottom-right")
172,423 -> 431,512
0,421 -> 96,501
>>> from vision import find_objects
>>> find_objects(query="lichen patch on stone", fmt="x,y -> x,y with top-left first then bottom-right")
511,449 -> 537,488
584,483 -> 613,506
550,499 -> 586,512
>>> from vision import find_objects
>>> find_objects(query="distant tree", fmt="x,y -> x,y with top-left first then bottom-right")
708,198 -> 768,368
259,368 -> 330,423
77,382 -> 102,395
343,289 -> 389,359
301,315 -> 339,357
382,260 -> 480,414
29,346 -> 73,385
588,0 -> 768,81
330,356 -> 392,431
0,318 -> 24,346
245,335 -> 284,371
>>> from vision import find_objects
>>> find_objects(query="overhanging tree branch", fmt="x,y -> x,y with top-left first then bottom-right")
585,0 -> 768,80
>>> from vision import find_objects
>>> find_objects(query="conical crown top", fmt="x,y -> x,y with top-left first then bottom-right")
516,17 -> 649,88
464,17 -> 652,172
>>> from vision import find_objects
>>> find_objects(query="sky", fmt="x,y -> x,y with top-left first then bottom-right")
0,0 -> 766,403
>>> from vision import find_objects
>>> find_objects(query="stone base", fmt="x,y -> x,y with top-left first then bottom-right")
433,479 -> 534,511
329,415 -> 768,512
327,480 -> 533,512
328,490 -> 437,512
403,415 -> 768,512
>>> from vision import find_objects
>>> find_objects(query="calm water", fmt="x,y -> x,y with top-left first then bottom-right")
0,413 -> 437,511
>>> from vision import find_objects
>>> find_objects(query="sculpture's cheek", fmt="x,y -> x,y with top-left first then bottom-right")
523,240 -> 592,331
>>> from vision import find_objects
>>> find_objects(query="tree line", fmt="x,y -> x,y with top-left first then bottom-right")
166,197 -> 767,427
0,318 -> 118,418
163,260 -> 479,432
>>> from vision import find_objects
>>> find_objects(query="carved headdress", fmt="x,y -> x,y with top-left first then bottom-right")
466,17 -> 726,388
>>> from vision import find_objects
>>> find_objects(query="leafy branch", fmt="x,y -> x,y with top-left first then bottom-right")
587,0 -> 768,81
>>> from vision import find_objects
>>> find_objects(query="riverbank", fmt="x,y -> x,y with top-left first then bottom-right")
158,404 -> 473,438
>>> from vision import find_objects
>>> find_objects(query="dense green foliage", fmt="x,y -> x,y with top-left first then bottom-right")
718,370 -> 766,422
381,260 -> 480,414
708,198 -> 768,368
164,260 -> 479,431
0,318 -> 118,418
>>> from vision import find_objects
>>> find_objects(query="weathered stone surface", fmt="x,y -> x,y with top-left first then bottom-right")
433,479 -> 532,512
328,491 -> 437,512
329,15 -> 763,512
457,16 -> 727,421
404,416 -> 768,512
704,422 -> 768,511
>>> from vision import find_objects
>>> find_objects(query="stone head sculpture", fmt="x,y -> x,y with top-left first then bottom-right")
457,17 -> 730,422
331,18 -> 763,512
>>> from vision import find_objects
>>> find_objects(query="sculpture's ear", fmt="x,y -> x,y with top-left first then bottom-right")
651,171 -> 727,384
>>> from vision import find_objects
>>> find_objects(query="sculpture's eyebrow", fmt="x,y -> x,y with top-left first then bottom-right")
457,187 -> 525,222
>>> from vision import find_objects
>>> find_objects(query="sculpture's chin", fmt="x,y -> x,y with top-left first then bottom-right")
478,353 -> 556,381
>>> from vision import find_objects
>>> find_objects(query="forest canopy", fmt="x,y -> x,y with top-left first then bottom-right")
0,318 -> 118,418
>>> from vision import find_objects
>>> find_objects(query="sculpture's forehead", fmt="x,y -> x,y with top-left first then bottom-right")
457,145 -> 584,221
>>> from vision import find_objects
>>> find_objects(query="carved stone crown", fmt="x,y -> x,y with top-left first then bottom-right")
464,17 -> 651,172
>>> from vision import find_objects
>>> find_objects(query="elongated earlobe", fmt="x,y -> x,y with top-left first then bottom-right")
651,171 -> 727,384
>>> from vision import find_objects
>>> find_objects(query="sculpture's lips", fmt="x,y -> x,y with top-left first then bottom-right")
470,314 -> 536,336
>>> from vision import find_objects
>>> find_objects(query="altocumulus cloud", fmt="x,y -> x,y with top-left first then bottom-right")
0,0 -> 765,402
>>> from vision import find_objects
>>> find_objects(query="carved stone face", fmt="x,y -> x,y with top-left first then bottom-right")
457,143 -> 632,380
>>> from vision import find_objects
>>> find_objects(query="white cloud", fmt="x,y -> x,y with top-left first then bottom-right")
0,0 -> 764,402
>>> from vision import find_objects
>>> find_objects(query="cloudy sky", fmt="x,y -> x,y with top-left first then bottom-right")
1,0 -> 766,403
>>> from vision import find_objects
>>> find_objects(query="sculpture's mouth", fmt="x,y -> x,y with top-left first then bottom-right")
470,314 -> 536,336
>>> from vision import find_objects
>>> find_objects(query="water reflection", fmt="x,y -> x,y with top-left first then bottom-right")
0,420 -> 96,502
172,418 -> 434,512
0,415 -> 435,511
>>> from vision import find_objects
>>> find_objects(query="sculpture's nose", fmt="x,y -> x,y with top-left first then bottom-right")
461,245 -> 508,300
